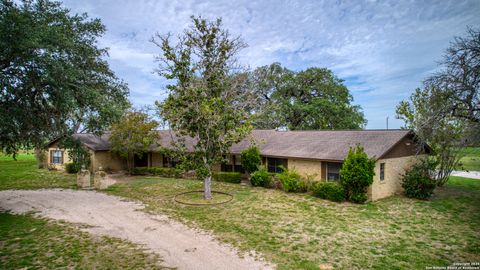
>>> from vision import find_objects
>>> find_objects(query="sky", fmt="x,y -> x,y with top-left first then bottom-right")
61,0 -> 480,129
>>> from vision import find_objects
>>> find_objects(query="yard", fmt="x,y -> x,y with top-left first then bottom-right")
457,147 -> 480,171
1,154 -> 479,269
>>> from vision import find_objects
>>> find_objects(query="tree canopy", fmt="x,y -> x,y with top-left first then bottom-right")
153,16 -> 253,199
249,63 -> 366,130
109,111 -> 159,173
0,0 -> 130,155
396,27 -> 480,185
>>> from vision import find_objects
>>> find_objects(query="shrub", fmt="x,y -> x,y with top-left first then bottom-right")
240,145 -> 262,174
277,169 -> 305,192
65,163 -> 80,174
312,182 -> 345,202
401,159 -> 437,200
212,172 -> 242,183
250,166 -> 272,187
131,167 -> 183,178
340,145 -> 375,204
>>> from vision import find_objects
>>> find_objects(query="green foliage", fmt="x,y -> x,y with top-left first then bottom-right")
64,163 -> 79,174
277,168 -> 305,192
340,145 -> 375,204
240,145 -> 261,174
249,63 -> 366,130
396,28 -> 480,186
59,137 -> 90,172
212,172 -> 242,184
401,159 -> 437,200
250,166 -> 272,187
0,0 -> 129,156
131,167 -> 183,178
312,182 -> 345,202
109,111 -> 159,173
396,86 -> 463,186
153,16 -> 253,199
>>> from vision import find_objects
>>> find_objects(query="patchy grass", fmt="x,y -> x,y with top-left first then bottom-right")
457,147 -> 480,171
0,212 -> 168,269
106,176 -> 480,270
0,153 -> 75,190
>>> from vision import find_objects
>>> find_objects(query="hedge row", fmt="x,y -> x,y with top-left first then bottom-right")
132,167 -> 183,178
212,172 -> 242,184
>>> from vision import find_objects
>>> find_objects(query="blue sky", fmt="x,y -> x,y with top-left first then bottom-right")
61,0 -> 480,129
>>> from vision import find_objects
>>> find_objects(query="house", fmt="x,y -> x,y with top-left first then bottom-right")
47,129 -> 430,200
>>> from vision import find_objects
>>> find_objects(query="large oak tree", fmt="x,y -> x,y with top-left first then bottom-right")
249,63 -> 366,130
0,0 -> 130,156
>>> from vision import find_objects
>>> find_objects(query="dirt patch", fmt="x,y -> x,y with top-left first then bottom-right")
0,189 -> 273,270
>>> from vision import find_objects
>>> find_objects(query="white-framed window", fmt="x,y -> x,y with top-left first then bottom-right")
380,163 -> 385,182
51,150 -> 64,164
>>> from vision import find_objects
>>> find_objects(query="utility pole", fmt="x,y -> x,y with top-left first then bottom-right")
386,116 -> 389,130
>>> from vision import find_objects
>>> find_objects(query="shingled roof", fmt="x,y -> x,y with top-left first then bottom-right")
65,129 -> 416,161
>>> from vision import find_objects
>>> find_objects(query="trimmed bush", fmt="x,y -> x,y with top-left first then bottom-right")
312,182 -> 345,202
132,167 -> 183,178
401,159 -> 437,200
212,172 -> 242,183
250,166 -> 272,187
240,145 -> 262,174
277,169 -> 305,192
65,163 -> 80,174
340,145 -> 375,204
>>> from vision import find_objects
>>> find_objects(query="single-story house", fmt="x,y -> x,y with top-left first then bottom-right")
47,129 -> 430,200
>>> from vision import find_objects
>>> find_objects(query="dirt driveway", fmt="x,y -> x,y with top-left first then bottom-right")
0,189 -> 273,270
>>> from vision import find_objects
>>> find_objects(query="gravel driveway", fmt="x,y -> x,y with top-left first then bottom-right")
0,189 -> 273,270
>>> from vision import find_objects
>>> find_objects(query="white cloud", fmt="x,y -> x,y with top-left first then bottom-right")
61,0 -> 480,128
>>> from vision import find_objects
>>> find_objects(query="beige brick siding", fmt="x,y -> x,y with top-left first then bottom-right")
151,153 -> 163,167
288,158 -> 323,181
90,151 -> 126,172
370,156 -> 418,201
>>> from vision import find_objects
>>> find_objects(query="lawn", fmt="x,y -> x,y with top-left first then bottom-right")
1,154 -> 479,269
457,147 -> 480,171
106,176 -> 480,270
0,212 -> 166,269
0,153 -> 76,190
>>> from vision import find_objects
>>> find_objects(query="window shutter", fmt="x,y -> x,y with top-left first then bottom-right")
61,151 -> 64,164
50,150 -> 53,163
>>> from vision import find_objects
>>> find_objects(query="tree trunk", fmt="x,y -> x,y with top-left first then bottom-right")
203,157 -> 212,200
204,174 -> 212,200
34,148 -> 46,169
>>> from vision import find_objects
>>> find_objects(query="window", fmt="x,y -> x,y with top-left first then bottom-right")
51,150 -> 63,164
267,158 -> 287,173
163,156 -> 179,168
380,163 -> 385,182
326,162 -> 342,181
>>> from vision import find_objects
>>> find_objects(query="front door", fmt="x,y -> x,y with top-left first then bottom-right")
134,153 -> 149,167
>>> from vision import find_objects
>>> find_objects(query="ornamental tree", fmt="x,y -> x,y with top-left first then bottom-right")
109,111 -> 159,173
339,144 -> 375,203
240,144 -> 261,175
0,0 -> 130,156
153,16 -> 253,199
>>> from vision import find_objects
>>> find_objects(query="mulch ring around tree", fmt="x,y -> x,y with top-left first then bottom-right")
174,190 -> 233,206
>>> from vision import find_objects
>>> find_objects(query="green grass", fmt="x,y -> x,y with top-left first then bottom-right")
105,176 -> 480,270
457,147 -> 480,171
0,212 -> 167,269
0,153 -> 76,190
